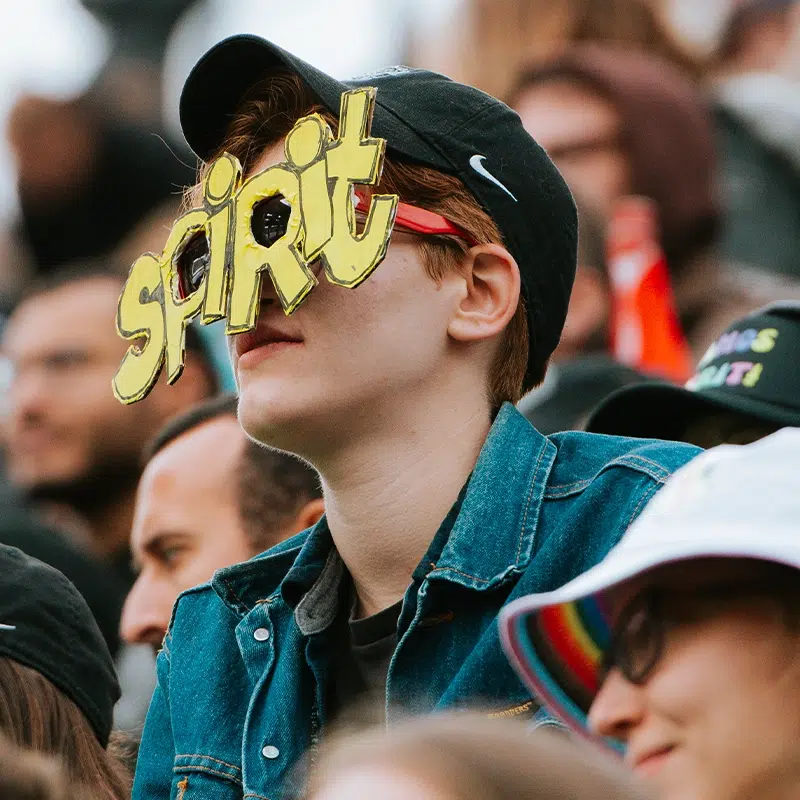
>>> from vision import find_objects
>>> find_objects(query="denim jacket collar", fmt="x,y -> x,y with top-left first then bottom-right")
212,403 -> 556,616
211,518 -> 333,615
428,403 -> 556,589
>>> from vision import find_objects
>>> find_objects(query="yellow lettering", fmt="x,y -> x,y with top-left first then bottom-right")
113,87 -> 398,404
159,210 -> 210,383
228,165 -> 314,329
286,114 -> 333,259
112,254 -> 166,404
751,328 -> 778,354
321,88 -> 398,287
201,154 -> 241,322
742,363 -> 763,388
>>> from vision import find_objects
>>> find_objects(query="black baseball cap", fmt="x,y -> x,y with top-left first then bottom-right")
0,544 -> 120,746
585,302 -> 800,439
179,35 -> 578,389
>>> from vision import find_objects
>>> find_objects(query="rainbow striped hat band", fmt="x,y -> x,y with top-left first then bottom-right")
500,583 -> 621,751
499,429 -> 800,753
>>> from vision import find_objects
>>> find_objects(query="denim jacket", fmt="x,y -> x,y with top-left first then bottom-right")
133,404 -> 699,799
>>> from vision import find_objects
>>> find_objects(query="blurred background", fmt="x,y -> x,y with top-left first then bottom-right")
0,0 -> 798,306
0,0 -> 798,733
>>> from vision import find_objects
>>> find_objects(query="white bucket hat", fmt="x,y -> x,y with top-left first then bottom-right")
499,427 -> 800,745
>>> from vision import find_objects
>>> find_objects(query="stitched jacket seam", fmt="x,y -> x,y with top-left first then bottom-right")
172,764 -> 243,784
516,444 -> 546,564
544,458 -> 674,499
428,566 -> 490,584
625,479 -> 660,530
175,755 -> 241,772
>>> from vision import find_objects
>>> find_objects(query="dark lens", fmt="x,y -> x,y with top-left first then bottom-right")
252,195 -> 292,248
598,642 -> 616,684
616,593 -> 661,684
177,231 -> 210,298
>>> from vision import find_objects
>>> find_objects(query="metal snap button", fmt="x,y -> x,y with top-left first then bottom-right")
253,628 -> 270,641
262,745 -> 280,759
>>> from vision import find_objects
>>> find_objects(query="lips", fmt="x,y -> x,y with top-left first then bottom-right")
233,323 -> 303,361
630,744 -> 675,775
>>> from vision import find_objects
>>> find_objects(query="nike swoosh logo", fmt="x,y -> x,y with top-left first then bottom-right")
469,155 -> 518,202
0,624 -> 16,631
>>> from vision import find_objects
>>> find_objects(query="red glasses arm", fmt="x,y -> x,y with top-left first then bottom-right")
354,191 -> 478,247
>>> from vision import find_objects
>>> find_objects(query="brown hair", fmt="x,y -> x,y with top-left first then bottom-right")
450,0 -> 702,100
198,72 -> 533,407
305,713 -> 646,800
0,659 -> 131,800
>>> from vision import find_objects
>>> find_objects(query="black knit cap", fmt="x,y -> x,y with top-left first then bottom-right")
0,545 -> 120,746
179,35 -> 578,390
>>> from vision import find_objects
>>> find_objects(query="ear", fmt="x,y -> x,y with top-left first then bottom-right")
289,497 -> 325,535
446,244 -> 521,344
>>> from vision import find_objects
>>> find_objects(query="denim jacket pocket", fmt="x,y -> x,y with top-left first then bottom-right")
173,754 -> 243,800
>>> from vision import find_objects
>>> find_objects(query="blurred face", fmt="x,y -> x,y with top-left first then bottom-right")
230,141 -> 467,455
7,96 -> 95,199
2,278 -> 160,502
121,416 -> 253,648
311,767 -> 454,800
515,80 -> 631,220
588,560 -> 800,800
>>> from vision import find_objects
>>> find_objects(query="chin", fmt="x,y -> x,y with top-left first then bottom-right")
237,375 -> 368,459
237,382 -> 319,449
645,757 -> 710,800
11,461 -> 70,491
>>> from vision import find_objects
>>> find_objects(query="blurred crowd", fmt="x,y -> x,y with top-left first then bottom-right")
0,1 -> 798,799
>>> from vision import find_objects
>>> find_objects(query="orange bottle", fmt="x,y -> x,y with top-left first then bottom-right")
606,197 -> 693,383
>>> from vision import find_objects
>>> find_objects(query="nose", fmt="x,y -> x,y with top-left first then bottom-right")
7,367 -> 48,424
120,576 -> 173,647
587,668 -> 647,742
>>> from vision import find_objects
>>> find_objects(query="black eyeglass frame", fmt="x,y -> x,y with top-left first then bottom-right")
599,576 -> 800,687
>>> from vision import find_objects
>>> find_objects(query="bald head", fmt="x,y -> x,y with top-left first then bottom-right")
121,397 -> 324,648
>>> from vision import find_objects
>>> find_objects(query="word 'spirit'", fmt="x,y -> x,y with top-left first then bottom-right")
113,87 -> 398,405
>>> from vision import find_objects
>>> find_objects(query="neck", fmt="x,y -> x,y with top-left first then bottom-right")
315,391 -> 493,618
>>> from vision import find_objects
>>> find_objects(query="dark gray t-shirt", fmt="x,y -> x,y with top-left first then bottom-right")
327,583 -> 402,722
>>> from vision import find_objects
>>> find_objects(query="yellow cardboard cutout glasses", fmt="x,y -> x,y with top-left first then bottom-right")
112,87 -> 398,405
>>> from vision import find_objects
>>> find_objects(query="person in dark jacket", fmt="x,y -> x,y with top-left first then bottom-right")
0,501 -> 125,658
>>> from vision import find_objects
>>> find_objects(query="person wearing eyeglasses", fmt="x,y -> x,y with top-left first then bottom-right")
501,428 -> 800,800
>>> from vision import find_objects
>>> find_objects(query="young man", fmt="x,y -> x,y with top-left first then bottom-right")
133,36 -> 699,799
121,394 -> 323,650
501,429 -> 800,800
